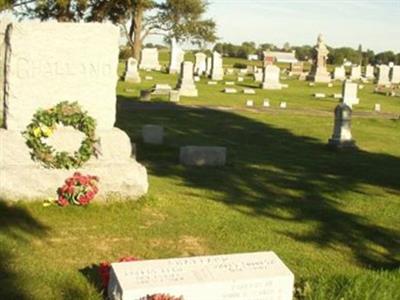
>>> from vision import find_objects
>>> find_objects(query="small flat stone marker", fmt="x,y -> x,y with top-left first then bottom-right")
245,99 -> 254,107
328,83 -> 333,87
243,88 -> 256,94
145,76 -> 153,80
281,83 -> 289,88
309,82 -> 315,86
108,251 -> 294,300
314,93 -> 326,98
374,103 -> 381,112
263,99 -> 270,107
280,102 -> 287,109
224,88 -> 237,94
333,93 -> 342,99
225,81 -> 235,85
237,77 -> 244,82
152,84 -> 172,95
194,76 -> 200,82
208,81 -> 217,85
169,90 -> 180,102
142,125 -> 164,145
359,84 -> 364,90
180,146 -> 226,166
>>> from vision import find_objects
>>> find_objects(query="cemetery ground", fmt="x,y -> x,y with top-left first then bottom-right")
1,58 -> 400,300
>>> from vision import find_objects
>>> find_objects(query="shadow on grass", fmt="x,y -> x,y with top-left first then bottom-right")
0,201 -> 48,299
116,97 -> 400,270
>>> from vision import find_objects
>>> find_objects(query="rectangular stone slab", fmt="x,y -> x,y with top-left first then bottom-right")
108,251 -> 294,300
180,146 -> 226,166
4,22 -> 119,130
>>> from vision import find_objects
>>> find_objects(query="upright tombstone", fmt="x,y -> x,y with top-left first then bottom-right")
328,103 -> 356,149
289,62 -> 303,76
333,66 -> 346,81
391,65 -> 400,84
342,80 -> 359,107
377,65 -> 390,86
139,48 -> 161,71
109,251 -> 294,300
205,56 -> 212,76
350,65 -> 361,81
168,38 -> 185,74
254,68 -> 263,82
365,65 -> 375,80
0,22 -> 148,201
307,33 -> 331,83
194,52 -> 207,75
124,57 -> 141,83
211,51 -> 224,81
261,65 -> 282,89
177,61 -> 198,97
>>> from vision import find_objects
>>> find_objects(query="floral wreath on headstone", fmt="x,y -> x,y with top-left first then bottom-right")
23,101 -> 99,169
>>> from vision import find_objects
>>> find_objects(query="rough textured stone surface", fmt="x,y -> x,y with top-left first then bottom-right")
0,128 -> 148,201
142,125 -> 164,145
108,251 -> 294,300
329,103 -> 356,149
180,146 -> 226,166
4,22 -> 120,130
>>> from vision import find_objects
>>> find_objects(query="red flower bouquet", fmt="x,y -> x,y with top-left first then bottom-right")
99,256 -> 139,289
57,172 -> 99,206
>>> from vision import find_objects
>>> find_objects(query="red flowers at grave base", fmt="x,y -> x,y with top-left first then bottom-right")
57,172 -> 99,206
99,256 -> 139,289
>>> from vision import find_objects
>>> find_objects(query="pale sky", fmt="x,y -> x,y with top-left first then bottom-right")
205,0 -> 400,53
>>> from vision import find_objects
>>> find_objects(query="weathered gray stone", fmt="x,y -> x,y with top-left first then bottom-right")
180,146 -> 226,166
328,103 -> 356,149
142,125 -> 164,145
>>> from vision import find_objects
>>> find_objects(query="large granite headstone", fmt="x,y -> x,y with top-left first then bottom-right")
194,52 -> 207,75
261,65 -> 282,89
211,51 -> 224,81
124,57 -> 141,83
108,251 -> 294,300
139,48 -> 161,71
177,61 -> 198,97
169,38 -> 185,74
307,33 -> 331,83
0,22 -> 148,201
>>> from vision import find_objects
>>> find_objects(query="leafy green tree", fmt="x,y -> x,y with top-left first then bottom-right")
374,51 -> 396,64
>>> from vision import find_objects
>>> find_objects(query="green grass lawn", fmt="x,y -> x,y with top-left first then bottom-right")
1,60 -> 400,299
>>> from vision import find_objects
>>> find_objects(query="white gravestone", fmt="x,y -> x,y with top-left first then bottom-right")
377,65 -> 390,86
261,65 -> 282,90
0,22 -> 148,201
177,61 -> 198,97
139,48 -> 161,71
124,57 -> 141,83
342,81 -> 359,107
194,52 -> 207,75
365,65 -> 374,80
169,38 -> 185,74
243,88 -> 256,94
211,51 -> 224,81
391,65 -> 400,84
0,16 -> 12,117
205,56 -> 212,76
328,103 -> 356,148
333,66 -> 346,81
224,88 -> 237,94
254,69 -> 263,82
280,102 -> 287,109
314,93 -> 326,98
374,103 -> 381,112
245,99 -> 254,107
263,99 -> 270,107
169,90 -> 180,102
350,65 -> 361,81
108,251 -> 294,300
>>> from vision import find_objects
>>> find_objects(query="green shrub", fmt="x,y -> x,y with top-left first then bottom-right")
233,62 -> 247,69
